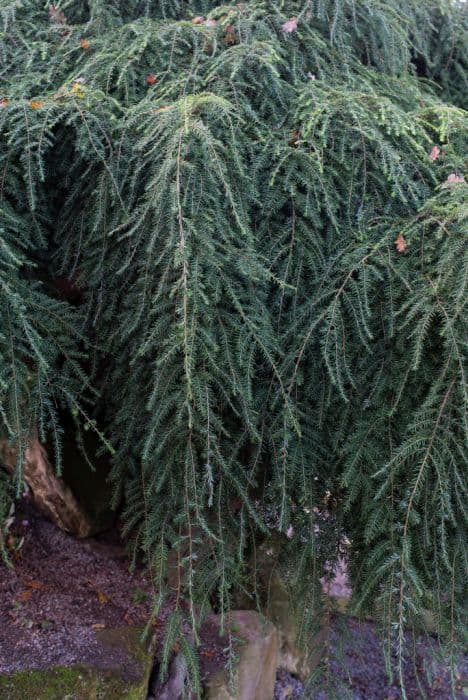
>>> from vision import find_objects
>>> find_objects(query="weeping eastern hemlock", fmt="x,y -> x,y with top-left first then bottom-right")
0,0 -> 467,694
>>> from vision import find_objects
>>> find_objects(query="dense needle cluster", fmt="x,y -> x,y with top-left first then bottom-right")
0,1 -> 466,694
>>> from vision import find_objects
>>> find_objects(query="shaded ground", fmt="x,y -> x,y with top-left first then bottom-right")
275,616 -> 467,700
0,501 -> 227,684
1,503 -> 465,699
0,501 -> 154,674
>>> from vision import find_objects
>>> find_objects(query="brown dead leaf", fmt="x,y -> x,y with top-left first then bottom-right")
49,5 -> 66,24
445,173 -> 465,186
282,17 -> 298,33
97,590 -> 109,604
18,590 -> 33,602
395,234 -> 407,253
224,24 -> 236,45
26,580 -> 45,590
145,73 -> 157,86
92,623 -> 106,630
153,106 -> 170,115
288,129 -> 301,146
200,649 -> 217,658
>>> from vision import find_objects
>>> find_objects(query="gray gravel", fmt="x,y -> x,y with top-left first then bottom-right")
274,616 -> 467,699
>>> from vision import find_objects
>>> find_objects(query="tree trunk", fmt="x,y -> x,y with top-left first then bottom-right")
0,439 -> 93,538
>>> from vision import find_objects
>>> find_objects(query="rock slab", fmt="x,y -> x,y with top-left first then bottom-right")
266,569 -> 326,681
205,610 -> 279,700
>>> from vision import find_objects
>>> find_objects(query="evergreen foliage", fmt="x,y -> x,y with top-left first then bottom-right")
0,1 -> 466,694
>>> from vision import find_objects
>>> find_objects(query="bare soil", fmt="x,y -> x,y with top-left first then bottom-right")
0,500 -> 154,674
0,499 -> 227,684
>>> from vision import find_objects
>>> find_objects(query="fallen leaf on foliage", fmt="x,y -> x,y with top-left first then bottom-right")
71,83 -> 86,98
0,98 -> 9,107
80,38 -> 90,50
282,17 -> 298,33
18,590 -> 33,602
224,24 -> 236,45
289,129 -> 301,146
445,173 -> 464,186
395,234 -> 407,253
97,590 -> 109,604
429,145 -> 441,161
146,73 -> 157,86
30,100 -> 44,109
191,16 -> 205,24
92,623 -> 106,630
49,5 -> 66,24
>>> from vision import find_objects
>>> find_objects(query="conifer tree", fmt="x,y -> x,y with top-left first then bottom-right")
0,1 -> 466,695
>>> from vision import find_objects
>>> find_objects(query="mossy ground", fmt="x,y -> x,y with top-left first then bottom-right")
0,627 -> 154,700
